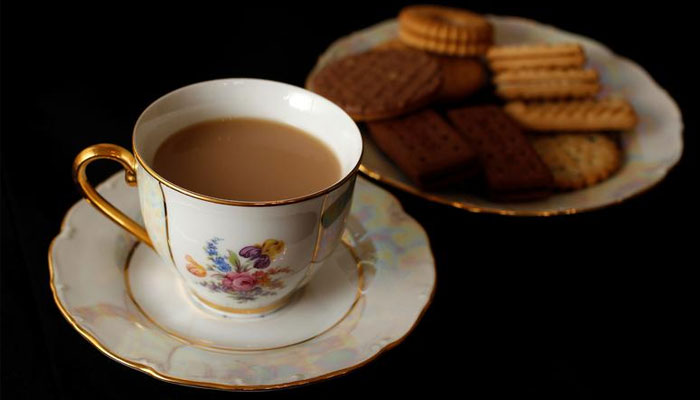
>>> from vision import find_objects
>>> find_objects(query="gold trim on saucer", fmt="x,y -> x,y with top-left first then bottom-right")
358,164 -> 573,217
190,290 -> 295,315
121,239 -> 365,352
48,175 -> 436,391
359,163 -> 678,217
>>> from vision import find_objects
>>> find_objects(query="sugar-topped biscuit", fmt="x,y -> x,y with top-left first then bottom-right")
530,132 -> 621,190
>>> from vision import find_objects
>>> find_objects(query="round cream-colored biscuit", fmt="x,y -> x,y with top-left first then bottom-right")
399,5 -> 493,43
398,27 -> 492,56
529,132 -> 621,190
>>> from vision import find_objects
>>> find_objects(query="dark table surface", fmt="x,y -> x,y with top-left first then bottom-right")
1,2 -> 695,399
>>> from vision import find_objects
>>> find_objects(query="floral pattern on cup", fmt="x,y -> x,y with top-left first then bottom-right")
186,238 -> 292,302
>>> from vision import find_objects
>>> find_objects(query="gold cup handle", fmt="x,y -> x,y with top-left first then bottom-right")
73,144 -> 153,248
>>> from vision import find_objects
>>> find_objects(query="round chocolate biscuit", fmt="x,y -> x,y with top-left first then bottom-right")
308,49 -> 442,121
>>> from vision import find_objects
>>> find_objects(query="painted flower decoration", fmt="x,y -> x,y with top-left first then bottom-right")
222,272 -> 257,292
261,239 -> 285,259
185,255 -> 206,277
239,246 -> 261,259
240,240 -> 285,262
252,270 -> 270,286
253,256 -> 271,269
239,240 -> 285,270
184,238 -> 292,303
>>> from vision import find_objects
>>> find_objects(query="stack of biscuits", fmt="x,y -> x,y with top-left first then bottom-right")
308,4 -> 639,198
484,43 -> 637,190
487,43 -> 600,100
397,5 -> 493,56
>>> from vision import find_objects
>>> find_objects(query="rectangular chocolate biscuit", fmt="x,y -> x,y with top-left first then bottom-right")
446,105 -> 553,200
366,109 -> 479,190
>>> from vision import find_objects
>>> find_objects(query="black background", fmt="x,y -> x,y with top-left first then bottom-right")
1,1 -> 695,399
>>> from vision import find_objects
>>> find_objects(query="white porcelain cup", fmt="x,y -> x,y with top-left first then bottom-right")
73,79 -> 363,315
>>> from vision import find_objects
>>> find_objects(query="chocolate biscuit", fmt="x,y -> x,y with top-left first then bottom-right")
370,42 -> 487,103
446,105 -> 553,200
366,109 -> 478,189
308,49 -> 442,121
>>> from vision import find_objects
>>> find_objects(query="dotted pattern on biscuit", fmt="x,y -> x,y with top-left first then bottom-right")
529,132 -> 621,190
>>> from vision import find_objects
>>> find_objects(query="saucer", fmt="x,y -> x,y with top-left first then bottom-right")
126,240 -> 362,351
49,173 -> 435,390
307,16 -> 684,216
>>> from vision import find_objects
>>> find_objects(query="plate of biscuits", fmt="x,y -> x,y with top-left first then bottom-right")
306,5 -> 683,216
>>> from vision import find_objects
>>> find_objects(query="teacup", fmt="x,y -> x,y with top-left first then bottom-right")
73,78 -> 363,315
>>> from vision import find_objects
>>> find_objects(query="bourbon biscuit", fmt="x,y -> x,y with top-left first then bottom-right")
446,105 -> 553,200
504,98 -> 638,131
529,132 -> 621,190
366,109 -> 479,189
308,49 -> 442,121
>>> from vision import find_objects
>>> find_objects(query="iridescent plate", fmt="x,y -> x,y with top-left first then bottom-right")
49,173 -> 435,390
307,17 -> 683,216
